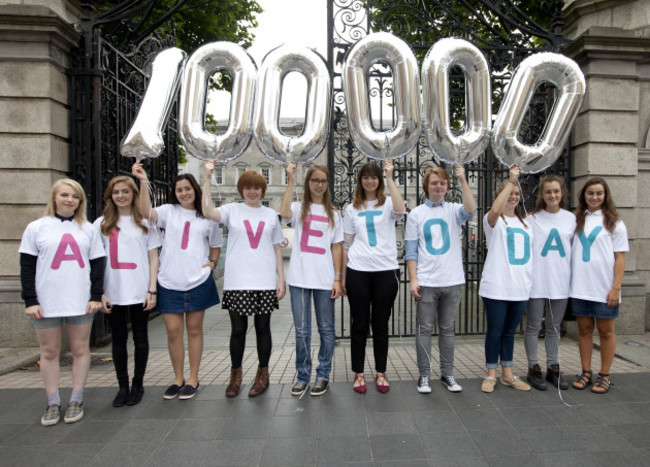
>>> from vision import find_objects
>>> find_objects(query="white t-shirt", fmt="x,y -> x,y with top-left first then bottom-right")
343,197 -> 400,271
19,217 -> 106,317
155,204 -> 222,291
285,202 -> 343,290
528,209 -> 576,299
479,214 -> 533,301
94,216 -> 162,305
219,203 -> 284,291
404,202 -> 469,287
571,210 -> 629,303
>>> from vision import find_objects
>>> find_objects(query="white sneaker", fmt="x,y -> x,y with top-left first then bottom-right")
441,375 -> 463,392
417,376 -> 431,394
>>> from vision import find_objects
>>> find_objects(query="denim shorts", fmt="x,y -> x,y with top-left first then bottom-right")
31,313 -> 95,329
156,271 -> 220,313
571,298 -> 619,319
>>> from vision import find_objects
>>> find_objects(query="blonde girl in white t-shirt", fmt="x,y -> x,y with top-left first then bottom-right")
571,177 -> 628,394
203,161 -> 286,398
133,163 -> 222,401
342,160 -> 405,394
479,164 -> 532,393
19,179 -> 105,426
281,162 -> 343,397
95,175 -> 161,407
523,175 -> 575,392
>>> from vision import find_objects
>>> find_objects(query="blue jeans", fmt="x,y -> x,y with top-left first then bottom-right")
289,286 -> 336,384
482,297 -> 528,369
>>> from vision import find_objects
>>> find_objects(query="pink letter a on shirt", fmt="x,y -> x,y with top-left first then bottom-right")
109,229 -> 137,269
51,233 -> 85,270
244,220 -> 265,249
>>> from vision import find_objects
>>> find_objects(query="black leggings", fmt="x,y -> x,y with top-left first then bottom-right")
108,304 -> 150,388
229,310 -> 272,368
346,267 -> 400,373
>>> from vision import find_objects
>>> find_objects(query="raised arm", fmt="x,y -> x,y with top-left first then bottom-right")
280,162 -> 296,220
132,162 -> 156,222
201,160 -> 221,222
384,159 -> 405,213
455,163 -> 475,216
486,164 -> 519,228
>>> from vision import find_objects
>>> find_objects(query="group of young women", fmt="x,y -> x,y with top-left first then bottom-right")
20,159 -> 628,427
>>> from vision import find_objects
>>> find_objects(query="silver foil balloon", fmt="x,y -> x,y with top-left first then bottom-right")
180,42 -> 257,162
342,32 -> 421,160
253,44 -> 331,164
422,38 -> 491,164
121,48 -> 187,161
492,52 -> 586,173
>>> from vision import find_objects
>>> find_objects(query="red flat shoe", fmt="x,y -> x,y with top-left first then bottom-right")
375,373 -> 390,393
353,373 -> 366,394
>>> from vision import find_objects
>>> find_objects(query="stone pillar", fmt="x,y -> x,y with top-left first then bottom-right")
0,2 -> 80,346
563,0 -> 650,333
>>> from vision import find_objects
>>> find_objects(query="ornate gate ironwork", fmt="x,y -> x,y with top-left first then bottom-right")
68,7 -> 179,345
327,0 -> 572,338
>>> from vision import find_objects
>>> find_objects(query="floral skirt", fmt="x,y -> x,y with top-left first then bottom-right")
222,290 -> 278,316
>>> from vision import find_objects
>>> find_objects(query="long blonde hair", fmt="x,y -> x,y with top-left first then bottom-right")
352,162 -> 386,210
100,176 -> 148,236
496,179 -> 528,228
45,178 -> 87,228
301,165 -> 336,227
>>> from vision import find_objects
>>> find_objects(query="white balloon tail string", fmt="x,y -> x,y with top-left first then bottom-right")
516,179 -> 528,218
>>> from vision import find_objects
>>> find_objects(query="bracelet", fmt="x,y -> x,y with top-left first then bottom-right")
209,258 -> 218,264
508,179 -> 517,185
148,291 -> 157,295
334,279 -> 341,282
335,272 -> 342,276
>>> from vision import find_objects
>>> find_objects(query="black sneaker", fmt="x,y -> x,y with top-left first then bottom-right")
112,387 -> 129,407
163,380 -> 185,400
310,380 -> 328,396
291,382 -> 308,396
527,364 -> 548,391
126,386 -> 144,405
178,382 -> 200,400
546,364 -> 569,390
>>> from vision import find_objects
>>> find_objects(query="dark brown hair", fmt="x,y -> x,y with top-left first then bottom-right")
575,177 -> 620,234
352,162 -> 386,210
170,173 -> 203,216
496,179 -> 528,228
531,174 -> 567,214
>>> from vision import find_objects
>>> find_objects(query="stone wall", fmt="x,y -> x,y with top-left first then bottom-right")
0,1 -> 80,346
564,0 -> 650,333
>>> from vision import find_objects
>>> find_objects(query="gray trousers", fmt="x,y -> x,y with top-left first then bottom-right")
523,298 -> 568,367
415,285 -> 461,378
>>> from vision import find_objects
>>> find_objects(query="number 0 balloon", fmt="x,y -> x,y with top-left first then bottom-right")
491,52 -> 585,173
421,38 -> 491,165
342,32 -> 421,160
179,42 -> 257,162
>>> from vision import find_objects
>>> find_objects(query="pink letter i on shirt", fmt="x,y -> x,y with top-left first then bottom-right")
181,221 -> 190,250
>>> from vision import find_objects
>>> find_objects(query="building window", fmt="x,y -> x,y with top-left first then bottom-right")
262,200 -> 270,207
395,170 -> 407,187
282,169 -> 288,186
214,167 -> 223,185
261,167 -> 271,185
236,166 -> 247,182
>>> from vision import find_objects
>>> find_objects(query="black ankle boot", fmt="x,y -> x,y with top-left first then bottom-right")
527,364 -> 548,391
546,364 -> 569,390
126,385 -> 144,405
113,387 -> 129,407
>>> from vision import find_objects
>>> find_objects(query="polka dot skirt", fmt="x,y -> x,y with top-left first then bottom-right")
222,290 -> 279,316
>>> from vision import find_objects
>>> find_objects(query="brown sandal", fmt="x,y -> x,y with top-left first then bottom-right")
572,369 -> 592,390
591,373 -> 611,394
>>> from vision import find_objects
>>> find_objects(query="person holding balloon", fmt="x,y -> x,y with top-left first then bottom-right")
405,164 -> 475,394
94,175 -> 162,406
479,164 -> 532,393
202,160 -> 286,398
20,179 -> 105,426
523,175 -> 575,391
570,177 -> 628,394
342,160 -> 405,394
281,162 -> 343,397
133,162 -> 222,401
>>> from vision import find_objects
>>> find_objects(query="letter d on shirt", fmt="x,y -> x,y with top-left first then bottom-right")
507,227 -> 530,266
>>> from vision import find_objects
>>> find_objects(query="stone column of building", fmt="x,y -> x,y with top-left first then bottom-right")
0,1 -> 81,346
563,0 -> 649,333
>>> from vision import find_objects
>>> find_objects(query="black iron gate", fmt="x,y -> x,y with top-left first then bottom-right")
328,0 -> 572,337
68,9 -> 179,345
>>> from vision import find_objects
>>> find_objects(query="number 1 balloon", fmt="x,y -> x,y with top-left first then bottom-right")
120,48 -> 187,161
342,32 -> 421,161
421,38 -> 491,165
491,52 -> 585,173
254,44 -> 331,164
179,42 -> 257,162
